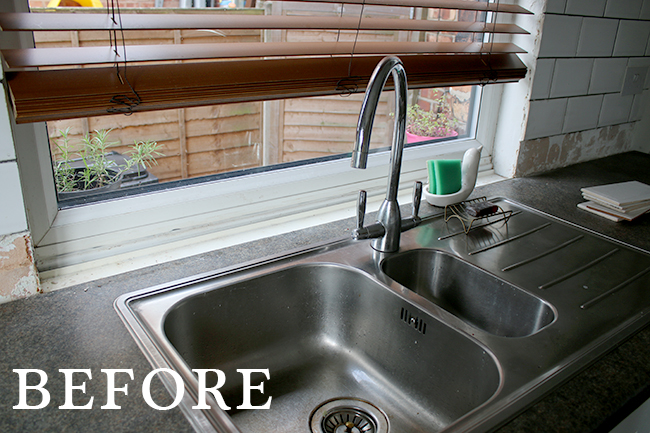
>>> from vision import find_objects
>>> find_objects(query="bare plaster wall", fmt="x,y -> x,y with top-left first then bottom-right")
0,232 -> 40,304
517,124 -> 636,176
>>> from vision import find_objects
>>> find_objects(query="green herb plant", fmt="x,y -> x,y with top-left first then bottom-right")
52,128 -> 164,193
406,96 -> 458,138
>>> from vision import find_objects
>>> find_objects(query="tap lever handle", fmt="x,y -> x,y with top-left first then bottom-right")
412,181 -> 422,218
353,190 -> 385,241
357,190 -> 367,229
400,181 -> 423,232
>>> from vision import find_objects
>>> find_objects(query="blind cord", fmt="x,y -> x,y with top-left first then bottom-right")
107,0 -> 141,115
480,0 -> 499,85
335,0 -> 365,95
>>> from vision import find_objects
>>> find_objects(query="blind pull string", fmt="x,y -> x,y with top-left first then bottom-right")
480,0 -> 499,85
107,0 -> 141,115
108,0 -> 122,82
347,0 -> 365,77
336,0 -> 365,95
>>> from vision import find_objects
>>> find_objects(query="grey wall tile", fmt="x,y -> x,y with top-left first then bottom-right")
0,162 -> 28,234
563,95 -> 604,132
546,0 -> 567,14
526,99 -> 568,139
531,59 -> 556,100
613,20 -> 650,57
566,0 -> 607,16
0,95 -> 15,162
642,0 -> 650,19
605,0 -> 643,19
550,58 -> 594,97
630,91 -> 648,121
577,17 -> 619,57
538,15 -> 582,58
589,57 -> 628,94
599,93 -> 634,126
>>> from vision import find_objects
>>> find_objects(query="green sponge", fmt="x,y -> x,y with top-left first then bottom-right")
426,159 -> 437,194
427,159 -> 462,195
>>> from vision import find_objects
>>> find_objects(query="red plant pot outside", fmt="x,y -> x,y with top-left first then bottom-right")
405,130 -> 459,144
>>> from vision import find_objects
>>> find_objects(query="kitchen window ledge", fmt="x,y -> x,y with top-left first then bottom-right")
40,170 -> 506,292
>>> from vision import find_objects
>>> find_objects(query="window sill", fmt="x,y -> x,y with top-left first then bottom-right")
40,169 -> 506,292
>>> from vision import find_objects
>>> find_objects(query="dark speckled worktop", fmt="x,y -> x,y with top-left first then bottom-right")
2,151 -> 650,432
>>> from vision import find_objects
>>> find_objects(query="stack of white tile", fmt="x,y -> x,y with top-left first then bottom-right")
578,181 -> 650,222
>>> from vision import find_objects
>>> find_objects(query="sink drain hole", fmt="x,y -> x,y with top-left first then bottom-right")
323,409 -> 374,433
310,398 -> 389,433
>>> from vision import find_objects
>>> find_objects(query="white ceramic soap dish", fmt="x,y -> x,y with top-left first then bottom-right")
424,146 -> 482,207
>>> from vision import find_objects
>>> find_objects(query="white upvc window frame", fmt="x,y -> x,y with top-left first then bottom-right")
10,82 -> 502,289
5,0 -> 509,289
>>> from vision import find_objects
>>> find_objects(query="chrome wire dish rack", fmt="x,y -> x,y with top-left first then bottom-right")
444,197 -> 513,235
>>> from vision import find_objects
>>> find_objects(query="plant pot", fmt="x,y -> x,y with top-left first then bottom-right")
56,151 -> 159,201
406,130 -> 459,144
56,168 -> 123,200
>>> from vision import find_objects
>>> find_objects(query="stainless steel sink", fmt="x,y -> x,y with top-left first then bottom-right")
381,249 -> 555,337
163,264 -> 500,432
116,198 -> 650,433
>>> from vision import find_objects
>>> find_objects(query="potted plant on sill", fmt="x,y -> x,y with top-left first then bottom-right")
52,128 -> 164,199
405,96 -> 459,144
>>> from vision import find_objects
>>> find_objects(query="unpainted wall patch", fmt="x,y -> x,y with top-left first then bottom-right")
0,232 -> 40,304
516,124 -> 636,177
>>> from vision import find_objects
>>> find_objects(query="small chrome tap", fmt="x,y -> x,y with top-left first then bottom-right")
350,56 -> 422,252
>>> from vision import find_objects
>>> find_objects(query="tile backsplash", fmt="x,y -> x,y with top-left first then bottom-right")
519,0 -> 650,175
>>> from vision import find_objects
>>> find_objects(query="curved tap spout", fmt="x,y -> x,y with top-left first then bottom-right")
351,56 -> 409,253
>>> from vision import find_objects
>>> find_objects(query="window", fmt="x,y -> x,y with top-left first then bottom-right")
1,0 -> 529,284
44,85 -> 477,207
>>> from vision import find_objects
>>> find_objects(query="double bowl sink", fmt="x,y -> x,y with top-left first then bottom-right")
116,199 -> 650,433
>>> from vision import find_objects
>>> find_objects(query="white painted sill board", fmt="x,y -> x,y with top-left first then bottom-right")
40,170 -> 505,292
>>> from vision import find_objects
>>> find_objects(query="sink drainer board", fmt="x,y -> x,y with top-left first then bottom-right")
115,198 -> 650,433
436,198 -> 650,315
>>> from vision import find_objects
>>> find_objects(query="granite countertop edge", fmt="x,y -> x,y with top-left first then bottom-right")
2,151 -> 650,432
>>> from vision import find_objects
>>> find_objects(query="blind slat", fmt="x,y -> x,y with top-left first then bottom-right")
4,42 -> 525,68
1,3 -> 531,123
7,54 -> 527,123
0,13 -> 528,34
0,14 -> 528,33
0,2 -> 531,30
293,0 -> 532,14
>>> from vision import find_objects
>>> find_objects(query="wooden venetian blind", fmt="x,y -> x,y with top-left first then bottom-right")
0,1 -> 531,123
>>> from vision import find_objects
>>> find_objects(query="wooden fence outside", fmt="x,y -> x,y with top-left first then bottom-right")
37,5 -> 467,185
39,8 -> 267,182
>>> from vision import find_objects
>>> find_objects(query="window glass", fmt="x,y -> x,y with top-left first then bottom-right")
47,85 -> 477,206
29,1 -> 480,206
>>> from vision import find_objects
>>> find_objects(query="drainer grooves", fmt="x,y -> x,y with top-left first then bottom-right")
401,307 -> 427,334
